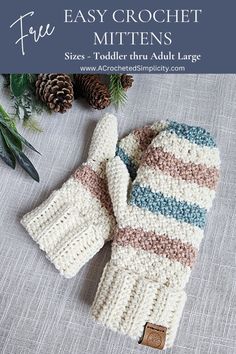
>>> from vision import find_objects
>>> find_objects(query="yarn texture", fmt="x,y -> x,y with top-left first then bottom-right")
21,114 -> 118,278
92,121 -> 220,349
21,117 -> 166,278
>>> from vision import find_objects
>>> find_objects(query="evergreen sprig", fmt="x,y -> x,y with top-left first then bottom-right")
13,93 -> 44,132
4,74 -> 44,132
109,74 -> 127,108
0,103 -> 40,181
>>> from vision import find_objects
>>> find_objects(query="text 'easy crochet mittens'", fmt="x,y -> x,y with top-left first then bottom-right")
92,121 -> 220,349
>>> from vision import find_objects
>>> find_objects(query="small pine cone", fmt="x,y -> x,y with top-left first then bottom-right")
36,74 -> 74,113
75,74 -> 110,110
121,74 -> 134,91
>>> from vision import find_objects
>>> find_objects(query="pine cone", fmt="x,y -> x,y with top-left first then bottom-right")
75,74 -> 111,110
36,74 -> 74,113
121,74 -> 134,91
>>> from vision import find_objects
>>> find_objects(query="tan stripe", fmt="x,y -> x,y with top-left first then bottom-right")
133,126 -> 157,152
114,227 -> 197,268
133,121 -> 168,152
111,244 -> 191,288
118,122 -> 166,167
74,165 -> 113,214
122,205 -> 204,248
135,165 -> 215,210
143,146 -> 219,190
152,130 -> 220,168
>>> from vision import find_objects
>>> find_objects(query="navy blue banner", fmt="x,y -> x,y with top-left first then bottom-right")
1,0 -> 235,73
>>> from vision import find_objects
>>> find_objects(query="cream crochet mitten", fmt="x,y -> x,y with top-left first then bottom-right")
21,115 -> 166,278
92,121 -> 220,349
21,114 -> 118,278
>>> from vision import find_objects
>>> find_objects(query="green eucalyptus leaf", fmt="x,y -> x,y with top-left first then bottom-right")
0,124 -> 22,151
2,130 -> 39,182
12,149 -> 39,182
0,130 -> 16,168
0,115 -> 39,153
10,74 -> 30,97
0,104 -> 16,129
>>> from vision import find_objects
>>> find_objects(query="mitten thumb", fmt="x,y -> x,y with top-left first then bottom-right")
88,113 -> 118,164
106,156 -> 130,222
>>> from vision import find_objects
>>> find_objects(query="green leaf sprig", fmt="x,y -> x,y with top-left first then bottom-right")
0,103 -> 40,182
4,74 -> 44,132
10,74 -> 32,97
109,74 -> 127,109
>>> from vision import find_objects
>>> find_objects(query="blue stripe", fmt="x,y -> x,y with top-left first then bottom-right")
130,184 -> 207,228
167,121 -> 216,148
115,146 -> 137,180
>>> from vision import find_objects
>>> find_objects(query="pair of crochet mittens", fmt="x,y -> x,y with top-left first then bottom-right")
21,115 -> 220,349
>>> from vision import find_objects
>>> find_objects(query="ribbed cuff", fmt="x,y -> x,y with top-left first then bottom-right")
21,178 -> 113,278
46,224 -> 107,278
21,178 -> 82,252
92,262 -> 186,349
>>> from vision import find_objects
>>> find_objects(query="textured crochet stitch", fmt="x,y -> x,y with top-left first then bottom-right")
21,115 -> 166,278
21,114 -> 118,278
92,121 -> 220,349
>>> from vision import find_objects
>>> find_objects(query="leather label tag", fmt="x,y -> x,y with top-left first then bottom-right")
140,322 -> 167,350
